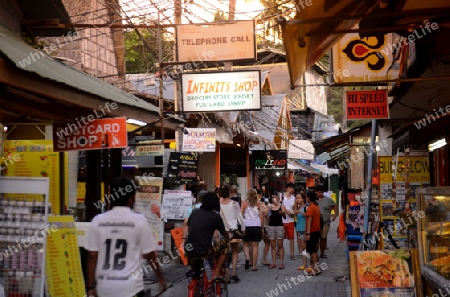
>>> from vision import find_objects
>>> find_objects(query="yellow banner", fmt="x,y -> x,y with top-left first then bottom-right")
45,215 -> 85,297
378,156 -> 430,183
4,140 -> 68,214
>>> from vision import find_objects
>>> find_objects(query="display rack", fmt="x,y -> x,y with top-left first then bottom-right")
0,176 -> 50,297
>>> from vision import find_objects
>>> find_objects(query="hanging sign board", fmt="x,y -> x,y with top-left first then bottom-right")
250,150 -> 287,170
176,20 -> 256,63
181,70 -> 261,113
344,90 -> 389,120
53,117 -> 127,151
166,152 -> 199,184
182,128 -> 216,152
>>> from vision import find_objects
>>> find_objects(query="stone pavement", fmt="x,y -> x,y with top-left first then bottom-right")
145,220 -> 352,297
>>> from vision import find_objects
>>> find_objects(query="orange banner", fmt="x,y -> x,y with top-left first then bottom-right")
345,90 -> 389,120
171,227 -> 188,266
53,117 -> 127,151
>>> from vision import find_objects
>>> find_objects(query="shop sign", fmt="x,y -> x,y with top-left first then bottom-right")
182,128 -> 216,152
332,33 -> 400,83
378,156 -> 430,183
181,70 -> 261,112
251,150 -> 287,170
135,144 -> 164,156
176,20 -> 256,63
53,117 -> 127,152
345,90 -> 389,120
166,152 -> 199,184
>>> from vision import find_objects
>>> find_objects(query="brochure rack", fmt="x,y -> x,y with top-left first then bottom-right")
0,177 -> 50,297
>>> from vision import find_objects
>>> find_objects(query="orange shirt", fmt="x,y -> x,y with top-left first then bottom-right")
306,203 -> 321,233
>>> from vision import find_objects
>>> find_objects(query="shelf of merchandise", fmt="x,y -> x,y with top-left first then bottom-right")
0,177 -> 50,297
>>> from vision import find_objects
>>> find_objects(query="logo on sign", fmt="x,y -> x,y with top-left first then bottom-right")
342,35 -> 386,71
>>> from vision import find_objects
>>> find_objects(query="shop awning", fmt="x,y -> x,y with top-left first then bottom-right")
282,0 -> 450,89
0,24 -> 183,129
287,160 -> 321,176
309,163 -> 339,177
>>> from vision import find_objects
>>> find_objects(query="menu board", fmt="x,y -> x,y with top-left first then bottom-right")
166,152 -> 199,184
134,177 -> 164,250
4,140 -> 68,214
350,249 -> 422,297
45,216 -> 85,297
161,190 -> 193,220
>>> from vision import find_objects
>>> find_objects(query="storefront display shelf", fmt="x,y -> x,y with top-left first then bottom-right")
416,187 -> 450,290
0,177 -> 49,297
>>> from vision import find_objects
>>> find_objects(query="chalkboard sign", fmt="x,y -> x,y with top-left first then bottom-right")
166,152 -> 199,184
161,194 -> 193,220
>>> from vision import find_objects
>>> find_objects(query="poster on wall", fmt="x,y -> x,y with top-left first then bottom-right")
3,140 -> 68,214
46,216 -> 85,297
134,177 -> 164,250
378,156 -> 430,249
350,249 -> 422,297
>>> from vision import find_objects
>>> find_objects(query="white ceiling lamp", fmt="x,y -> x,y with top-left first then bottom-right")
126,119 -> 147,126
428,138 -> 447,152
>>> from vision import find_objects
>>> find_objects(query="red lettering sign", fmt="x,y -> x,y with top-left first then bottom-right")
52,117 -> 128,152
345,90 -> 389,120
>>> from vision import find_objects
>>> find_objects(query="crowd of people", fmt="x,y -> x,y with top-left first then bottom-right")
184,182 -> 338,283
83,177 -> 338,297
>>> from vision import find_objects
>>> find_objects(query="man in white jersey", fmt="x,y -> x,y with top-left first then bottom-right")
86,177 -> 166,297
281,182 -> 297,260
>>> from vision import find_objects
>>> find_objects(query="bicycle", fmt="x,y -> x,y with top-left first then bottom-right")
186,257 -> 228,297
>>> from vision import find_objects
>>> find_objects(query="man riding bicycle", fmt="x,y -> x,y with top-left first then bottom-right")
184,191 -> 229,281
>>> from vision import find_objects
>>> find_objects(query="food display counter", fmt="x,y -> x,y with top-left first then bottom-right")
416,187 -> 450,295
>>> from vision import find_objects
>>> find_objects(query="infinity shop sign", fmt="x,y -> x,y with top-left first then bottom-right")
181,70 -> 261,113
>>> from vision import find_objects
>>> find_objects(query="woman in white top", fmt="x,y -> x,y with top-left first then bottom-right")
219,185 -> 245,283
241,188 -> 265,271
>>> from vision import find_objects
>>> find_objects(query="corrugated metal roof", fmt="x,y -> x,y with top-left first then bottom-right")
0,24 -> 160,115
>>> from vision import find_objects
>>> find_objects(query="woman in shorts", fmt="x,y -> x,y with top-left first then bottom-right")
294,192 -> 308,270
241,188 -> 264,271
266,194 -> 285,269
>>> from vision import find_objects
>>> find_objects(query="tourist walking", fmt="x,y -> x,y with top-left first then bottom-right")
305,191 -> 321,275
219,185 -> 245,283
315,185 -> 338,259
266,194 -> 285,269
294,192 -> 308,270
281,182 -> 296,260
241,188 -> 264,271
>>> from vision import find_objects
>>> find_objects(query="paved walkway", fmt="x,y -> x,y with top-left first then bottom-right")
145,220 -> 351,297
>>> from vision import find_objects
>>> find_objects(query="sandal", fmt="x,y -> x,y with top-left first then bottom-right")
268,264 -> 276,269
297,265 -> 305,270
252,267 -> 258,271
290,256 -> 297,260
261,262 -> 270,266
278,264 -> 285,270
320,254 -> 328,259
